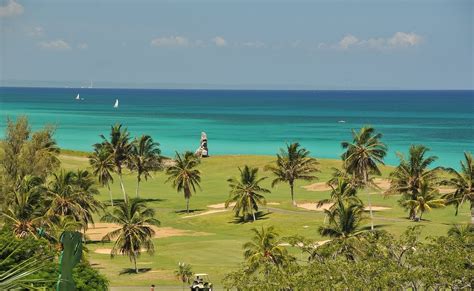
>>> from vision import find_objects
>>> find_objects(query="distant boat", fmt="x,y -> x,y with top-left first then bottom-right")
338,120 -> 346,123
76,94 -> 80,100
113,99 -> 119,108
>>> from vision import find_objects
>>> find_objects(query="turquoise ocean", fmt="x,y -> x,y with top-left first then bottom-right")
1,87 -> 472,168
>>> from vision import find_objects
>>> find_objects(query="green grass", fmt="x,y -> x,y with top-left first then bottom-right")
59,154 -> 470,288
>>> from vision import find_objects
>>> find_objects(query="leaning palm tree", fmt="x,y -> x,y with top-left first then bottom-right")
243,226 -> 293,273
265,143 -> 319,206
101,199 -> 160,274
341,126 -> 387,230
441,152 -> 474,223
226,166 -> 270,222
388,145 -> 439,220
129,135 -> 161,198
166,151 -> 201,213
98,124 -> 132,202
89,145 -> 115,206
1,175 -> 46,238
401,182 -> 445,221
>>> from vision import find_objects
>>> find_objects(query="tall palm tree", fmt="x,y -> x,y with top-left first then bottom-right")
166,151 -> 201,213
341,126 -> 387,230
265,143 -> 319,206
243,226 -> 293,273
98,124 -> 132,202
45,170 -> 102,232
401,182 -> 445,220
89,145 -> 115,206
129,135 -> 161,198
388,145 -> 439,220
226,165 -> 270,222
101,199 -> 160,274
442,152 -> 474,223
1,175 -> 45,238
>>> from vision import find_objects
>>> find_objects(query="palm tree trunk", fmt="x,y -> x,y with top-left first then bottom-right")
186,197 -> 190,214
419,212 -> 423,221
290,182 -> 296,206
133,252 -> 138,274
118,173 -> 127,202
364,172 -> 374,231
470,205 -> 473,224
252,209 -> 256,222
107,184 -> 114,206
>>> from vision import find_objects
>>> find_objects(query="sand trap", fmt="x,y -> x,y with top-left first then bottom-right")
207,202 -> 235,209
438,188 -> 455,194
86,223 -> 208,241
182,209 -> 228,218
302,182 -> 331,192
60,154 -> 88,162
373,178 -> 390,190
267,202 -> 281,205
296,203 -> 391,212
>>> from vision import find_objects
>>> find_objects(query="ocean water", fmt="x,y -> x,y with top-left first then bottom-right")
1,87 -> 472,168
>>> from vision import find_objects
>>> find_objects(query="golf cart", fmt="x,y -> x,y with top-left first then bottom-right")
190,273 -> 213,291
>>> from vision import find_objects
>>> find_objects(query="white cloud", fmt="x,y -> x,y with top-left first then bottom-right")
38,39 -> 71,51
0,0 -> 23,18
387,32 -> 422,47
77,43 -> 88,50
150,36 -> 189,47
321,32 -> 422,50
212,36 -> 227,47
242,41 -> 265,48
27,26 -> 44,37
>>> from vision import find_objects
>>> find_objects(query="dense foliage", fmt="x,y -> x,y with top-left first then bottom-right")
223,225 -> 473,290
0,228 -> 109,290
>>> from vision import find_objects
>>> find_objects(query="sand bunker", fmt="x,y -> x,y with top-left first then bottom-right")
86,223 -> 208,241
296,203 -> 390,212
207,202 -> 235,209
267,202 -> 281,205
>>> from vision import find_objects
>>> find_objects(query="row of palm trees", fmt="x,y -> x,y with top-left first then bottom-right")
89,124 -> 161,205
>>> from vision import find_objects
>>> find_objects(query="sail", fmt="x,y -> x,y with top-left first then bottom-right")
76,94 -> 80,100
114,99 -> 119,108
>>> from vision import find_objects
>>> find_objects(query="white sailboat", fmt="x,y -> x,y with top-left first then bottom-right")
113,99 -> 119,108
76,94 -> 80,100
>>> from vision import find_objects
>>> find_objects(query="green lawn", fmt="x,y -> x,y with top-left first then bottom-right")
60,154 -> 470,288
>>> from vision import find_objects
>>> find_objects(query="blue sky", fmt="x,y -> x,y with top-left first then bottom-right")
1,0 -> 472,89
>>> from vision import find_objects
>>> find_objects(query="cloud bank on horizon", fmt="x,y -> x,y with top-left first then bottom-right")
0,0 -> 472,89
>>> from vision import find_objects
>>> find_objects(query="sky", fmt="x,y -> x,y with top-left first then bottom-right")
0,0 -> 473,89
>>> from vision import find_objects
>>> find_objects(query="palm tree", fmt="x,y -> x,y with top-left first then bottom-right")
265,143 -> 319,206
388,145 -> 439,220
317,177 -> 361,210
89,145 -> 115,206
441,152 -> 474,223
45,170 -> 102,232
101,199 -> 160,274
98,124 -> 132,202
243,226 -> 293,273
1,175 -> 45,238
447,224 -> 473,244
175,262 -> 193,291
166,151 -> 201,213
319,198 -> 365,239
129,135 -> 161,198
226,166 -> 270,222
401,182 -> 445,221
341,126 -> 387,230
